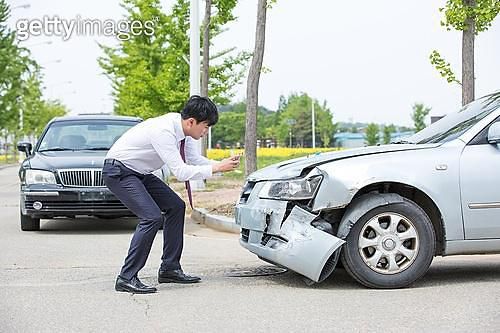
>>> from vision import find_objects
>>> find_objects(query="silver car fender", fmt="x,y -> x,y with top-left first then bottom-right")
336,192 -> 405,239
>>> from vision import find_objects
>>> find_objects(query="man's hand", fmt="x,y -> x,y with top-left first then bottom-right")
213,155 -> 240,173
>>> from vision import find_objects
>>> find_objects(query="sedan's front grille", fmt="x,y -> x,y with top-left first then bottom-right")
24,200 -> 127,211
58,169 -> 105,187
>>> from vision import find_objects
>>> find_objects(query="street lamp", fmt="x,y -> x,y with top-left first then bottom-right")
40,59 -> 62,67
286,119 -> 296,147
311,100 -> 316,148
12,4 -> 30,10
189,0 -> 204,190
24,40 -> 53,48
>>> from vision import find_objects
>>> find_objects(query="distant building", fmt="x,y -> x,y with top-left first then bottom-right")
333,132 -> 365,148
333,131 -> 414,148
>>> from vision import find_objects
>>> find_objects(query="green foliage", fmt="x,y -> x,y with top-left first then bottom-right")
99,0 -> 249,119
429,50 -> 461,85
277,93 -> 334,147
440,0 -> 499,33
365,123 -> 380,146
24,97 -> 68,137
383,124 -> 396,144
211,110 -> 246,146
0,0 -> 61,140
211,102 -> 275,147
412,103 -> 431,132
212,93 -> 336,148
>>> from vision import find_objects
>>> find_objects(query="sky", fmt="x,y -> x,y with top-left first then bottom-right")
6,0 -> 500,127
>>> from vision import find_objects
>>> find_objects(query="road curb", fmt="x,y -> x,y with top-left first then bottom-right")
0,163 -> 18,170
191,208 -> 240,234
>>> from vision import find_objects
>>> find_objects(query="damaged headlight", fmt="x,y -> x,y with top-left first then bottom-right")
259,175 -> 322,200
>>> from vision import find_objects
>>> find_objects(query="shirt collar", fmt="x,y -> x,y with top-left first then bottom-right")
173,113 -> 186,142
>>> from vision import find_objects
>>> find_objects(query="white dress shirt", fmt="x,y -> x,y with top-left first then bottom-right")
106,113 -> 214,181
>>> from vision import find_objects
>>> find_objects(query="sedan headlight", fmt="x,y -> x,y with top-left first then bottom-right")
259,175 -> 323,200
25,169 -> 57,185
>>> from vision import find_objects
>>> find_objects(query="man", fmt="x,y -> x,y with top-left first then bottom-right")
103,95 -> 240,294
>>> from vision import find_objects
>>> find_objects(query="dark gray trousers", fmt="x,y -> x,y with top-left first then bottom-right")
102,159 -> 185,280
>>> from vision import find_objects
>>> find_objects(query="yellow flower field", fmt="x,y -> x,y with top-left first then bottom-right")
208,147 -> 341,160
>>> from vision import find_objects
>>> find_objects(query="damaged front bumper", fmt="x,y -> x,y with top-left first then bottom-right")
235,182 -> 344,283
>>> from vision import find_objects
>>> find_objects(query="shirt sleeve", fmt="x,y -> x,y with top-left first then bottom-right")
185,137 -> 218,166
150,129 -> 212,181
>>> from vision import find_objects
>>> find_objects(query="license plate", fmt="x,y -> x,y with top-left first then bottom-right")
80,192 -> 107,201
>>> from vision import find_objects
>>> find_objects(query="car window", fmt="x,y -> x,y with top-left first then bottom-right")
468,116 -> 500,145
37,120 -> 138,151
406,92 -> 500,144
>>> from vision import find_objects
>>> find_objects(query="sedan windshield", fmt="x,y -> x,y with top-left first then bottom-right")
37,120 -> 138,152
407,92 -> 500,144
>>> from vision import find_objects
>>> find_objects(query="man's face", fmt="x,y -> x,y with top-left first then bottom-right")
187,119 -> 210,140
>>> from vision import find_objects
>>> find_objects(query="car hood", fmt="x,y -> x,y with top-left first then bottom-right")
26,151 -> 108,171
248,144 -> 440,181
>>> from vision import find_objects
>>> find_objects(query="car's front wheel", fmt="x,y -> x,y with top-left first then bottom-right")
20,209 -> 40,231
341,198 -> 435,289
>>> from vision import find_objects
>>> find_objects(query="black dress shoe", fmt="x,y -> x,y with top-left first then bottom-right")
158,269 -> 201,284
115,276 -> 157,294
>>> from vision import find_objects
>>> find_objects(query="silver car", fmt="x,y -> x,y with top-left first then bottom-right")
235,91 -> 500,288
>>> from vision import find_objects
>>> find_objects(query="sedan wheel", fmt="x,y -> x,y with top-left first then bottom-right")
341,198 -> 435,288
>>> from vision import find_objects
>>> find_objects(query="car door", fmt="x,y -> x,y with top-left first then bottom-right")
460,120 -> 500,239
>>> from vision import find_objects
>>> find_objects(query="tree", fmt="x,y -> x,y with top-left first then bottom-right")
274,93 -> 334,148
365,123 -> 380,146
0,0 -> 47,142
211,108 -> 245,147
99,0 -> 248,120
200,0 -> 243,155
245,0 -> 268,176
412,103 -> 431,132
431,0 -> 499,105
24,97 -> 68,138
383,124 -> 396,144
315,100 -> 335,147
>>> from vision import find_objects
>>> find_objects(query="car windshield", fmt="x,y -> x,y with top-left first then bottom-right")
406,92 -> 500,144
37,120 -> 138,152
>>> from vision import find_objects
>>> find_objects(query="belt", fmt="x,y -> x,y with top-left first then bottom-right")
104,158 -> 124,166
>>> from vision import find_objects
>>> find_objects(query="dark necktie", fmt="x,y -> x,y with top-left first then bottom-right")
179,139 -> 193,209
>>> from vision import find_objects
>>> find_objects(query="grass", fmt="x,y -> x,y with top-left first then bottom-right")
223,154 -> 315,180
0,155 -> 18,164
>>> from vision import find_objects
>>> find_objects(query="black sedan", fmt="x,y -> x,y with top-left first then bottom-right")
17,114 -> 142,231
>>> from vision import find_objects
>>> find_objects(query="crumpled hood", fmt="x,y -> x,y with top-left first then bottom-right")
248,144 -> 439,181
27,151 -> 107,171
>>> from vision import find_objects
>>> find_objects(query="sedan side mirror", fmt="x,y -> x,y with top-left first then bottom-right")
487,122 -> 500,144
17,142 -> 33,157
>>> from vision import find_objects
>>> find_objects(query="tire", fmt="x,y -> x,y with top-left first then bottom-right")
341,198 -> 435,289
20,210 -> 40,231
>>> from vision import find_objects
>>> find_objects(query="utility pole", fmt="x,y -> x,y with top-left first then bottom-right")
311,100 -> 315,148
190,0 -> 204,190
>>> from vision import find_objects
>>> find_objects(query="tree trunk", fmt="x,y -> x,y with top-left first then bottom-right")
462,0 -> 475,105
245,0 -> 267,176
201,0 -> 212,156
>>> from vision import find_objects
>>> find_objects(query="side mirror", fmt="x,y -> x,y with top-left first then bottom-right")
487,122 -> 500,144
17,142 -> 33,157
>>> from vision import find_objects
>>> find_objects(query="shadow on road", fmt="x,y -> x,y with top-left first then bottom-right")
235,258 -> 500,290
38,217 -> 139,234
422,261 -> 500,286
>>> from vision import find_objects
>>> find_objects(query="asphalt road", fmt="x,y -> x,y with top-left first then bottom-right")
1,165 -> 500,332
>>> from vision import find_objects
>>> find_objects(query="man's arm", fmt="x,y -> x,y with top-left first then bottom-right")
185,137 -> 240,173
151,131 -> 212,181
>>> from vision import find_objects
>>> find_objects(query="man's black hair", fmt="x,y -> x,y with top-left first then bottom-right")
180,95 -> 218,126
